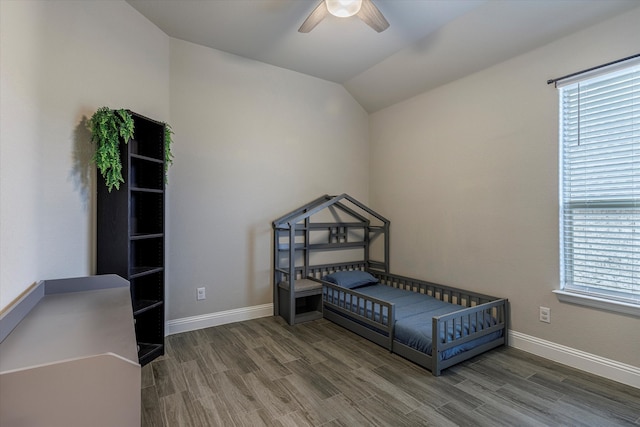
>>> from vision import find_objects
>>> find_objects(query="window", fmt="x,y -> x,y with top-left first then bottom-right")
557,58 -> 639,314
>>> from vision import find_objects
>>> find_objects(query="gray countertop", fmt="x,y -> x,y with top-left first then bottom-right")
0,276 -> 138,373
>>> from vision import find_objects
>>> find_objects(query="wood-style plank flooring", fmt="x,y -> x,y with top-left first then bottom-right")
141,316 -> 640,426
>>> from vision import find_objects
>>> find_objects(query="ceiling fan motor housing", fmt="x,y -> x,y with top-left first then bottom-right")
326,0 -> 363,18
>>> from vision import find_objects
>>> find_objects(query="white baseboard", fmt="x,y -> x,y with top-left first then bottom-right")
509,330 -> 640,389
165,303 -> 273,336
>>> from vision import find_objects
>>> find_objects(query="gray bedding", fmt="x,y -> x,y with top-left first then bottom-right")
328,283 -> 502,361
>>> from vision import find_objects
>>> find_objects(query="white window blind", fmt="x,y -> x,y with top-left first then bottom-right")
559,59 -> 640,306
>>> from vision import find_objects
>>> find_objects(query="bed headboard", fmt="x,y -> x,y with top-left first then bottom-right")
272,194 -> 390,318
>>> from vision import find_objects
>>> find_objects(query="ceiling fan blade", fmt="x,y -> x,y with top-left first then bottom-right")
357,0 -> 389,32
298,1 -> 329,33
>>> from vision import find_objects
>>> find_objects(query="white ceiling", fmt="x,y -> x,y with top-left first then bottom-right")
126,0 -> 640,112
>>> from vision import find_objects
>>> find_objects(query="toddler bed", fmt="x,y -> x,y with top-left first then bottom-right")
273,194 -> 507,376
311,268 -> 507,376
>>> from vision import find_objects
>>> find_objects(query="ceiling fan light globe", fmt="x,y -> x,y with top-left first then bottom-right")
326,0 -> 363,18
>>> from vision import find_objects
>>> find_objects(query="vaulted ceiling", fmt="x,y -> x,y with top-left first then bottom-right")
126,0 -> 639,112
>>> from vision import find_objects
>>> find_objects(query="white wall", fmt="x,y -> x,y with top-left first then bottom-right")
0,0 -> 169,311
167,38 -> 370,320
369,7 -> 640,367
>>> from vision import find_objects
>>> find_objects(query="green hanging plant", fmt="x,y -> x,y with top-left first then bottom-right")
88,107 -> 135,192
164,123 -> 174,182
89,107 -> 174,191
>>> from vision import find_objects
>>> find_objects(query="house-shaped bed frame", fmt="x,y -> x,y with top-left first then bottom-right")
273,194 -> 507,376
272,194 -> 390,325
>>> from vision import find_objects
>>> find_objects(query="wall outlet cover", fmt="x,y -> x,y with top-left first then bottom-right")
539,306 -> 551,323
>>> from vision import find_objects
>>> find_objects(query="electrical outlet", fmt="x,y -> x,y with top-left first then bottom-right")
197,287 -> 206,301
539,306 -> 551,323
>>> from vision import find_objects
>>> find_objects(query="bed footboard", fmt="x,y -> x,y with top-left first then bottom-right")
431,298 -> 507,375
320,280 -> 395,351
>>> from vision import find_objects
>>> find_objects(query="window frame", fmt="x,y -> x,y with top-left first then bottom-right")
556,58 -> 640,317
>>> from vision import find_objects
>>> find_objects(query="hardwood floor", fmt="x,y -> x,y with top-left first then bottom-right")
141,316 -> 640,426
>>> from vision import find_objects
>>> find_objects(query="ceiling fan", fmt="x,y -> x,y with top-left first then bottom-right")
299,0 -> 390,33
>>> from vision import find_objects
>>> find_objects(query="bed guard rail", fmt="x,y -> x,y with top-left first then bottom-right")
278,262 -> 369,284
319,279 -> 395,350
371,270 -> 498,307
307,262 -> 368,280
432,298 -> 507,356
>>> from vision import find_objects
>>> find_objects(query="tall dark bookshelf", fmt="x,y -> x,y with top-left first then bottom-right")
97,111 -> 165,366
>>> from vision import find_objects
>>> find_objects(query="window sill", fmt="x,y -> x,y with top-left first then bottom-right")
553,290 -> 640,318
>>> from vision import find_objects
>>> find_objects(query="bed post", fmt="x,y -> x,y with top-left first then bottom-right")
364,219 -> 371,269
388,304 -> 395,351
304,215 -> 310,278
384,221 -> 390,273
503,300 -> 510,347
288,223 -> 296,326
272,224 -> 278,316
432,317 -> 441,376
